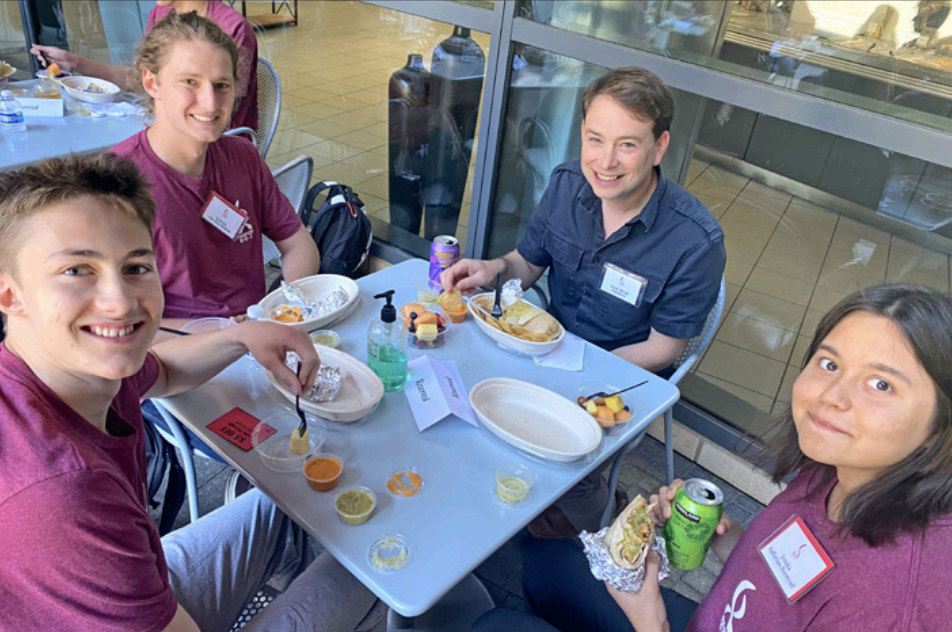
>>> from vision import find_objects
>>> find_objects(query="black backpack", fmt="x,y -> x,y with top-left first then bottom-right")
301,181 -> 373,278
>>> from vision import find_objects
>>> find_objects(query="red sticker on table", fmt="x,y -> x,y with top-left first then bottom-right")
207,407 -> 274,451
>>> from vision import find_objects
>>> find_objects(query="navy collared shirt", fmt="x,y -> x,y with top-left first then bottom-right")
517,160 -> 725,353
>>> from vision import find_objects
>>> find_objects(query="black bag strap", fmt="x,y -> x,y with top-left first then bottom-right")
301,180 -> 343,227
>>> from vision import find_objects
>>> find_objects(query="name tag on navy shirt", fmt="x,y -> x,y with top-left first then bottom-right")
599,263 -> 647,307
758,515 -> 835,603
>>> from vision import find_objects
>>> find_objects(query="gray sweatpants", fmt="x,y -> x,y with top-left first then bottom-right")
162,489 -> 387,632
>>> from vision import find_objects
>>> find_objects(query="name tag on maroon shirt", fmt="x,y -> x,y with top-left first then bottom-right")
758,514 -> 835,603
201,191 -> 249,241
207,407 -> 274,451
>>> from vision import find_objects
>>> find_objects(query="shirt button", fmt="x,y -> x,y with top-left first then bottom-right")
592,256 -> 600,264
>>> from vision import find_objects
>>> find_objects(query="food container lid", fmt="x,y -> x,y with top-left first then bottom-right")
368,534 -> 411,573
386,468 -> 425,498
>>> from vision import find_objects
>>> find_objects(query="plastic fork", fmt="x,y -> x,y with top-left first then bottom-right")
583,380 -> 649,402
491,273 -> 503,320
295,363 -> 307,438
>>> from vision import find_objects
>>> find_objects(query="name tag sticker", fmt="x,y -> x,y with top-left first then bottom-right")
201,191 -> 248,241
758,515 -> 834,603
599,263 -> 647,307
207,407 -> 274,452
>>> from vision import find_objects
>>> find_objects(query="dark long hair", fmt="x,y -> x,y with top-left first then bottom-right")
767,284 -> 952,546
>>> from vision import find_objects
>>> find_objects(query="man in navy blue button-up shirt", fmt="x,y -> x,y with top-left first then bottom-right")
442,67 -> 725,534
444,67 -> 724,375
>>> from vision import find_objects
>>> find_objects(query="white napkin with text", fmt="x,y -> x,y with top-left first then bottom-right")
534,332 -> 585,371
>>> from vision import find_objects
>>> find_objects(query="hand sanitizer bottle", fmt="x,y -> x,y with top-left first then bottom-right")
368,290 -> 408,391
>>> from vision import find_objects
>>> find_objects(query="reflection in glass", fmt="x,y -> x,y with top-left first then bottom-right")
253,3 -> 487,254
389,25 -> 486,241
721,1 -> 952,131
688,94 -> 952,424
517,1 -> 725,58
521,1 -> 952,133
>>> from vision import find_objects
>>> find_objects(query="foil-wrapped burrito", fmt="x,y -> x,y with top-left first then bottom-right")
283,352 -> 342,403
580,495 -> 670,592
272,282 -> 350,322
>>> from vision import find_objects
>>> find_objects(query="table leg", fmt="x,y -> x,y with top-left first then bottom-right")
386,572 -> 494,632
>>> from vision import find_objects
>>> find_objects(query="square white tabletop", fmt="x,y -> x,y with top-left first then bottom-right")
158,259 -> 680,617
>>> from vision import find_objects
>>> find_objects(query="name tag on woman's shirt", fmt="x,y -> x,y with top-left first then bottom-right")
599,263 -> 647,307
201,191 -> 249,241
758,515 -> 835,603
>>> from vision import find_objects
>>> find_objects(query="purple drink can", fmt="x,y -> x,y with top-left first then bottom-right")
428,235 -> 460,287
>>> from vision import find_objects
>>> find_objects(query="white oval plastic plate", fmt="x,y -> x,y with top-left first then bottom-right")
466,292 -> 564,356
469,378 -> 602,462
257,274 -> 360,331
60,76 -> 121,103
266,346 -> 384,423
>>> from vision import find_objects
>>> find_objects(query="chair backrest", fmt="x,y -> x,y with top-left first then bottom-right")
262,155 -> 314,264
668,275 -> 726,385
224,57 -> 281,158
256,57 -> 281,158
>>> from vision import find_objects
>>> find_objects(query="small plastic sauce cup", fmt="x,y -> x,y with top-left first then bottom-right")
334,486 -> 376,525
495,464 -> 534,505
304,454 -> 343,491
442,304 -> 467,324
310,330 -> 340,349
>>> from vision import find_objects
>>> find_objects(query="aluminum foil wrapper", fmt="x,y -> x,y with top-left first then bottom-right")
579,528 -> 670,592
285,351 -> 301,369
313,287 -> 349,318
276,282 -> 349,321
500,278 -> 524,310
306,364 -> 342,403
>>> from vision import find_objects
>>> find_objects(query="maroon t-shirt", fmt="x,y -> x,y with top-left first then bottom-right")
111,131 -> 301,318
148,0 -> 259,131
688,468 -> 952,631
0,345 -> 174,631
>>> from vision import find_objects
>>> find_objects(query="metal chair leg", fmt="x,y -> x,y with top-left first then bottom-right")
600,432 -> 646,529
664,409 -> 675,485
154,403 -> 201,523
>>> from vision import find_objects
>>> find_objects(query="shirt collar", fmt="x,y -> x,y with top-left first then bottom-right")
578,165 -> 667,233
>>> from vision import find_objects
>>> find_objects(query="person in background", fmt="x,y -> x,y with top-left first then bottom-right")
442,67 -> 726,537
31,0 -> 258,131
473,283 -> 952,632
0,153 -> 385,631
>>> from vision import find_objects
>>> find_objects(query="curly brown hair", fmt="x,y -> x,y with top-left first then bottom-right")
132,10 -> 239,118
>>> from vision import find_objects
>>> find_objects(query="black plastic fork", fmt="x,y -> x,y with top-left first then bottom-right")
584,380 -> 649,402
295,363 -> 307,438
491,273 -> 503,320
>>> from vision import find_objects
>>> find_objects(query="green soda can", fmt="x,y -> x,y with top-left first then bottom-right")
663,478 -> 724,570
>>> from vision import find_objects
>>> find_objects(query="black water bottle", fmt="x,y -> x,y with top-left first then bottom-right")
388,53 -> 430,235
422,26 -> 485,240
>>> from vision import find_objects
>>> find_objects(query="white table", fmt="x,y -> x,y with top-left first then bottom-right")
158,259 -> 680,627
0,81 -> 144,171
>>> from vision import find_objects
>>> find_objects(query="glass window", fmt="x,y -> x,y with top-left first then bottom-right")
689,95 -> 952,432
521,1 -> 952,134
260,2 -> 489,254
517,1 -> 726,58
